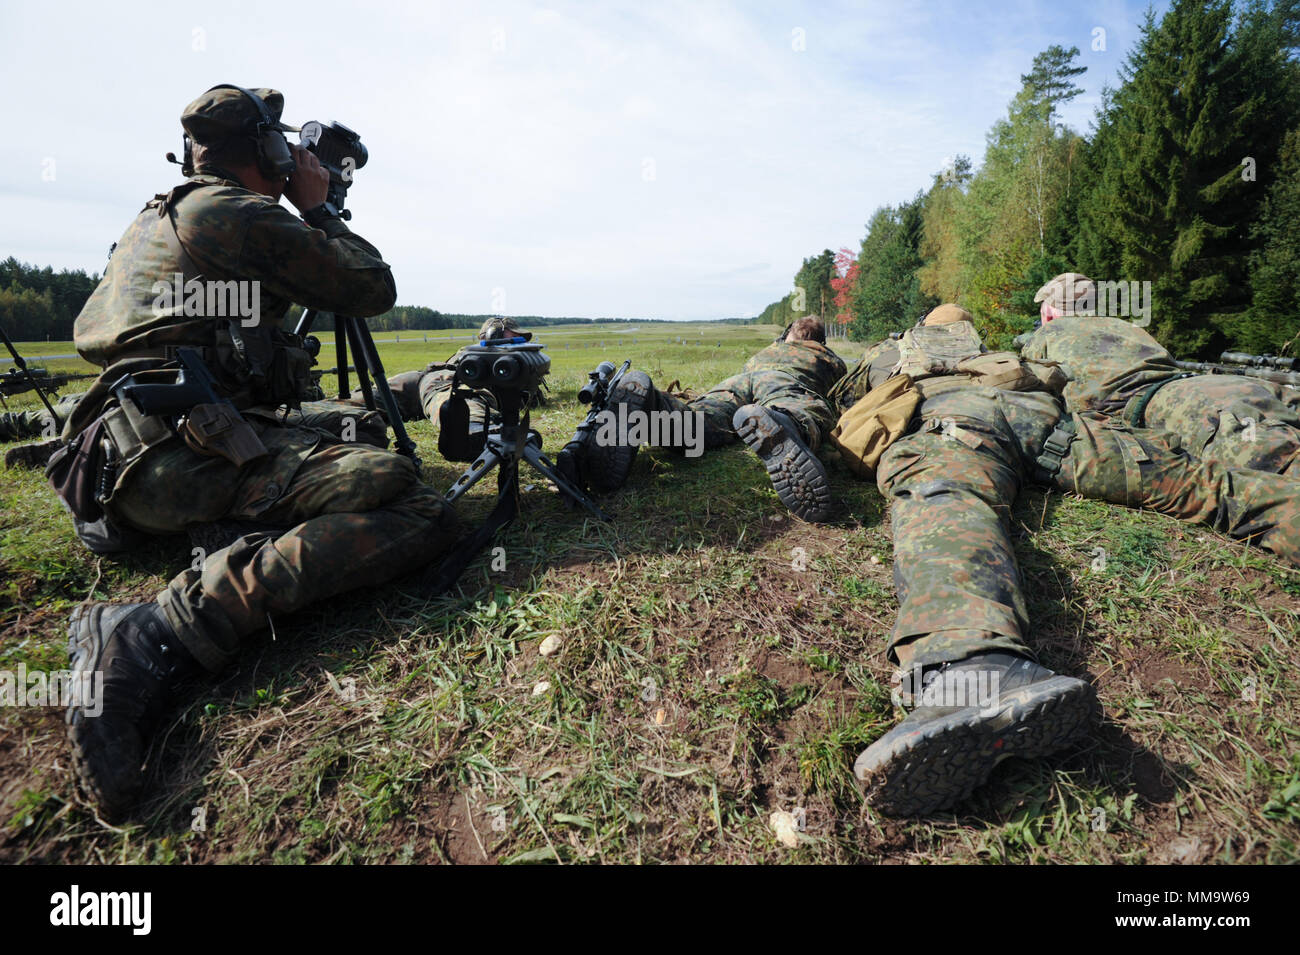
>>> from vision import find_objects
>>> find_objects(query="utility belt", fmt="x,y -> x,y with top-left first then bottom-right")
126,334 -> 316,411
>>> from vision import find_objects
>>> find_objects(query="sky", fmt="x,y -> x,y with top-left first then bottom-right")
0,0 -> 1167,321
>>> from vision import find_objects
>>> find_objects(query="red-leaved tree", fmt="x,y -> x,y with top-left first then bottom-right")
830,247 -> 859,324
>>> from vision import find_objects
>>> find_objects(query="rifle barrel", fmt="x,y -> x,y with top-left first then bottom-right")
0,324 -> 64,424
1174,360 -> 1300,389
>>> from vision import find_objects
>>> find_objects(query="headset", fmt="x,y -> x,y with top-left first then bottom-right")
173,84 -> 296,180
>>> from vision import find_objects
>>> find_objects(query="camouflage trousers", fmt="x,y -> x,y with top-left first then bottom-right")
0,393 -> 82,441
876,387 -> 1300,669
1053,412 -> 1300,567
346,370 -> 432,425
1140,375 -> 1300,476
875,388 -> 1060,669
659,369 -> 839,451
103,402 -> 460,672
284,398 -> 390,448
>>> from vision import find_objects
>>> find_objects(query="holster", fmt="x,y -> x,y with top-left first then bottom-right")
181,402 -> 269,467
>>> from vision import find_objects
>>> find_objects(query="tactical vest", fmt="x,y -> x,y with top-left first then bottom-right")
893,321 -> 1065,398
154,181 -> 316,410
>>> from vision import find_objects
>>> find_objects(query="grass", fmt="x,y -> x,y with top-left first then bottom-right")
1,322 -> 1298,864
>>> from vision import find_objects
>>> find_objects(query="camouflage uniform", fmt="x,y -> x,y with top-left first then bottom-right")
0,393 -> 82,441
64,153 -> 458,670
1019,315 -> 1300,476
860,334 -> 1300,670
657,339 -> 847,450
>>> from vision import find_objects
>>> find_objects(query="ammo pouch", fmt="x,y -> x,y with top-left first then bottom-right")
213,322 -> 316,409
830,373 -> 921,479
181,402 -> 269,467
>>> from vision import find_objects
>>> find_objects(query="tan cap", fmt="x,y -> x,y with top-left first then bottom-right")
1034,273 -> 1095,314
181,86 -> 297,145
923,304 -> 974,326
479,316 -> 531,342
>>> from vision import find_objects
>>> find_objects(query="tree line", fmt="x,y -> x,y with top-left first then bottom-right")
761,0 -> 1300,358
0,257 -> 657,341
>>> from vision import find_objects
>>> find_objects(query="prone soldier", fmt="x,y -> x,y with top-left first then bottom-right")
582,316 -> 846,522
839,305 -> 1300,815
1020,272 -> 1300,477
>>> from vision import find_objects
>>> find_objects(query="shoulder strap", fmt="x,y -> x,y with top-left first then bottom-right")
156,181 -> 210,282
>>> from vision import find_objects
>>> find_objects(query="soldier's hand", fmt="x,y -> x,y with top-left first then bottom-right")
284,144 -> 330,213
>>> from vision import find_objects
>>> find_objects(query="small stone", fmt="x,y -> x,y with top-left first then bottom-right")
532,681 -> 551,696
769,810 -> 801,848
539,634 -> 562,657
870,555 -> 881,565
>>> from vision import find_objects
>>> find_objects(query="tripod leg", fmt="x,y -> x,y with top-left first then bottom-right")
523,443 -> 610,521
344,317 -> 420,464
334,314 -> 352,400
343,320 -> 375,409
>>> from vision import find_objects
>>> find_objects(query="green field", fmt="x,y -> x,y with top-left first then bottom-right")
1,323 -> 1297,864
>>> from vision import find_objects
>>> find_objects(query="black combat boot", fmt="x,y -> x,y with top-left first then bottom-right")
732,404 -> 835,522
583,370 -> 654,492
66,602 -> 201,822
854,651 -> 1097,816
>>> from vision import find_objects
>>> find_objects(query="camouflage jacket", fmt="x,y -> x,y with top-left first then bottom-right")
830,338 -> 900,408
66,172 -> 396,437
1017,316 -> 1178,414
743,340 -> 847,397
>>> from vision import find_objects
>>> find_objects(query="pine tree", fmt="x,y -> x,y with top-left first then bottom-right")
1247,127 -> 1300,353
1020,45 -> 1089,124
1075,0 -> 1299,355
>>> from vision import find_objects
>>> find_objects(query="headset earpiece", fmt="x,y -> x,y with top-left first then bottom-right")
256,128 -> 294,179
204,84 -> 295,181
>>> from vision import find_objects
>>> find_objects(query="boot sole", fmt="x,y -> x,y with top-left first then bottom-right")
584,370 -> 652,493
854,675 -> 1096,816
733,405 -> 834,522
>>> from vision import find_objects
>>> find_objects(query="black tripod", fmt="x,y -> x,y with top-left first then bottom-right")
423,386 -> 609,593
443,388 -> 608,518
294,309 -> 419,465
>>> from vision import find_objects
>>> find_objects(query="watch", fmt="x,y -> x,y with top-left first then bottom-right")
302,203 -> 342,229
